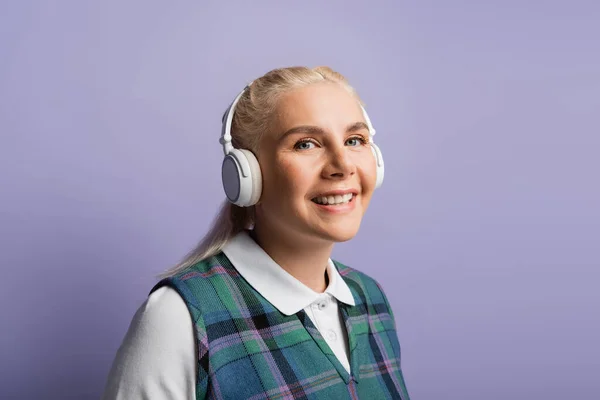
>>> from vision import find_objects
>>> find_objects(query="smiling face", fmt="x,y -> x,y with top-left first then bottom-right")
254,82 -> 378,246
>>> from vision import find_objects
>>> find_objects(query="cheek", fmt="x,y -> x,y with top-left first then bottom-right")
357,152 -> 378,191
265,157 -> 312,199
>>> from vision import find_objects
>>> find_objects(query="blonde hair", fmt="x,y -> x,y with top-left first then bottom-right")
160,66 -> 361,278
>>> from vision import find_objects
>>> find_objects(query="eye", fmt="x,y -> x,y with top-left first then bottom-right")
345,136 -> 368,147
294,139 -> 317,151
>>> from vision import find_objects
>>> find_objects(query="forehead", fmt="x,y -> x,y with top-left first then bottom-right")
274,82 -> 364,130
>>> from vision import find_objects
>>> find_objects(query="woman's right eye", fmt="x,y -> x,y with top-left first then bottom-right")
294,140 -> 316,150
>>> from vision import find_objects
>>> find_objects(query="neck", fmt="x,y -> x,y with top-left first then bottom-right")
250,226 -> 333,293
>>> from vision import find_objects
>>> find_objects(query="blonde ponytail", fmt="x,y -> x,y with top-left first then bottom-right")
159,201 -> 253,278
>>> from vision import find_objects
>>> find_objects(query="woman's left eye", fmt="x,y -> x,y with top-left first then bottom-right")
346,136 -> 366,147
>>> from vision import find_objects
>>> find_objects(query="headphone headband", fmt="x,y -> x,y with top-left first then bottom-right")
220,82 -> 253,156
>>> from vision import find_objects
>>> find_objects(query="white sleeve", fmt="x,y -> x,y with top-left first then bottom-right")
102,286 -> 197,400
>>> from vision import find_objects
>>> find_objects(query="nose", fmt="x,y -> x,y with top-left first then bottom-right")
321,145 -> 356,180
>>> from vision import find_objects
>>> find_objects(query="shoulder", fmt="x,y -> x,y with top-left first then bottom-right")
333,259 -> 388,296
113,285 -> 193,359
102,286 -> 195,399
151,253 -> 235,316
158,253 -> 234,286
143,284 -> 191,326
332,259 -> 395,314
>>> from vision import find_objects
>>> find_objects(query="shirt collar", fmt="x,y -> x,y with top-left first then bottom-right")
222,230 -> 356,315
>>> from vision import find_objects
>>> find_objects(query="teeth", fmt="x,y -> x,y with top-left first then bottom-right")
313,193 -> 354,205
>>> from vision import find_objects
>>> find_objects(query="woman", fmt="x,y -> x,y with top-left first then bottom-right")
103,66 -> 410,399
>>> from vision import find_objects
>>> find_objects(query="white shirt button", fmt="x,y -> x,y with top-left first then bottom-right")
326,330 -> 337,341
317,300 -> 328,310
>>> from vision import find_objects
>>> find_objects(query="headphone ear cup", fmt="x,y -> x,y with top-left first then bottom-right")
221,148 -> 262,207
371,143 -> 385,188
238,149 -> 262,205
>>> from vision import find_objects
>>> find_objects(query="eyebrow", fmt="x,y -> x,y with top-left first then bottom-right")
279,121 -> 369,140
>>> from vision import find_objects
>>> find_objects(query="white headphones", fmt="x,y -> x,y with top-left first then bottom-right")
220,83 -> 385,207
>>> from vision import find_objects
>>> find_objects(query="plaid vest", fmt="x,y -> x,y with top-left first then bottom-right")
152,253 -> 410,399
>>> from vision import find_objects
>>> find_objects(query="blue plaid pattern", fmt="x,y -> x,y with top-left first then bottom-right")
152,253 -> 410,399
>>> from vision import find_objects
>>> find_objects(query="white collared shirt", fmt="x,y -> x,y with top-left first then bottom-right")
102,232 -> 356,400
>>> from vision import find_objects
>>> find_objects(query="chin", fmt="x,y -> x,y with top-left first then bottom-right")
316,224 -> 361,243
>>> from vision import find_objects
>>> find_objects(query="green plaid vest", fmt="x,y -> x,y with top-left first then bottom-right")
152,252 -> 410,399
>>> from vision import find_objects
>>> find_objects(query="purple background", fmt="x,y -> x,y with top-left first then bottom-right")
1,1 -> 598,399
